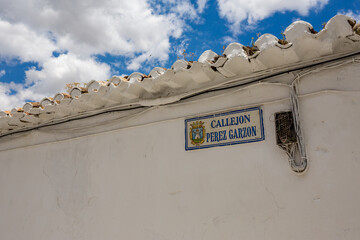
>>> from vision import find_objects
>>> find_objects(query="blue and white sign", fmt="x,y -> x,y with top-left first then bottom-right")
185,106 -> 265,150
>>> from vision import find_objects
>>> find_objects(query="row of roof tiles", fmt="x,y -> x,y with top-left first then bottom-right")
1,14 -> 359,134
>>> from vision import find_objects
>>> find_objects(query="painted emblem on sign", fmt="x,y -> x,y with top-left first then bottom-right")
189,121 -> 206,146
185,106 -> 265,150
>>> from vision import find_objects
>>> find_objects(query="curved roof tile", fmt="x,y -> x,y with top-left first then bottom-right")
1,14 -> 360,135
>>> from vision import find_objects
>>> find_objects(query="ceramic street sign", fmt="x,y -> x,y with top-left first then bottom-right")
185,106 -> 265,150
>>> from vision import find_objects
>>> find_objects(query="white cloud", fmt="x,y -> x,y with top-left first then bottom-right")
173,1 -> 199,20
338,10 -> 360,22
153,0 -> 200,21
173,39 -> 189,59
0,0 -> 189,66
0,19 -> 57,63
221,36 -> 237,45
217,0 -> 328,33
0,53 -> 111,110
25,53 -> 111,97
197,0 -> 208,13
0,0 -> 203,109
0,82 -> 27,110
0,70 -> 5,78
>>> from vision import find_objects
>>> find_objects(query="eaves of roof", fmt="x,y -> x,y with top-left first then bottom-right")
0,14 -> 359,136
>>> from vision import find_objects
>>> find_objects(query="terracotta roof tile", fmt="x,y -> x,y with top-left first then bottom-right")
1,14 -> 360,135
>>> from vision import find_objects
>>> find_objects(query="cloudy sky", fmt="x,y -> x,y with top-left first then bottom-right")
0,0 -> 359,110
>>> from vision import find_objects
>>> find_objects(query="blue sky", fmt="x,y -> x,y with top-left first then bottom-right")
0,0 -> 359,110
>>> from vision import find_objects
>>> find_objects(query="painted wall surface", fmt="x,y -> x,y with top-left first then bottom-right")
0,61 -> 360,240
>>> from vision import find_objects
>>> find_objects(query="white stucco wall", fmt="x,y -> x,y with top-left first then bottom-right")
0,59 -> 360,239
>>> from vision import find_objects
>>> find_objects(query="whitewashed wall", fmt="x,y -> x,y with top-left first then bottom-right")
0,60 -> 360,240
